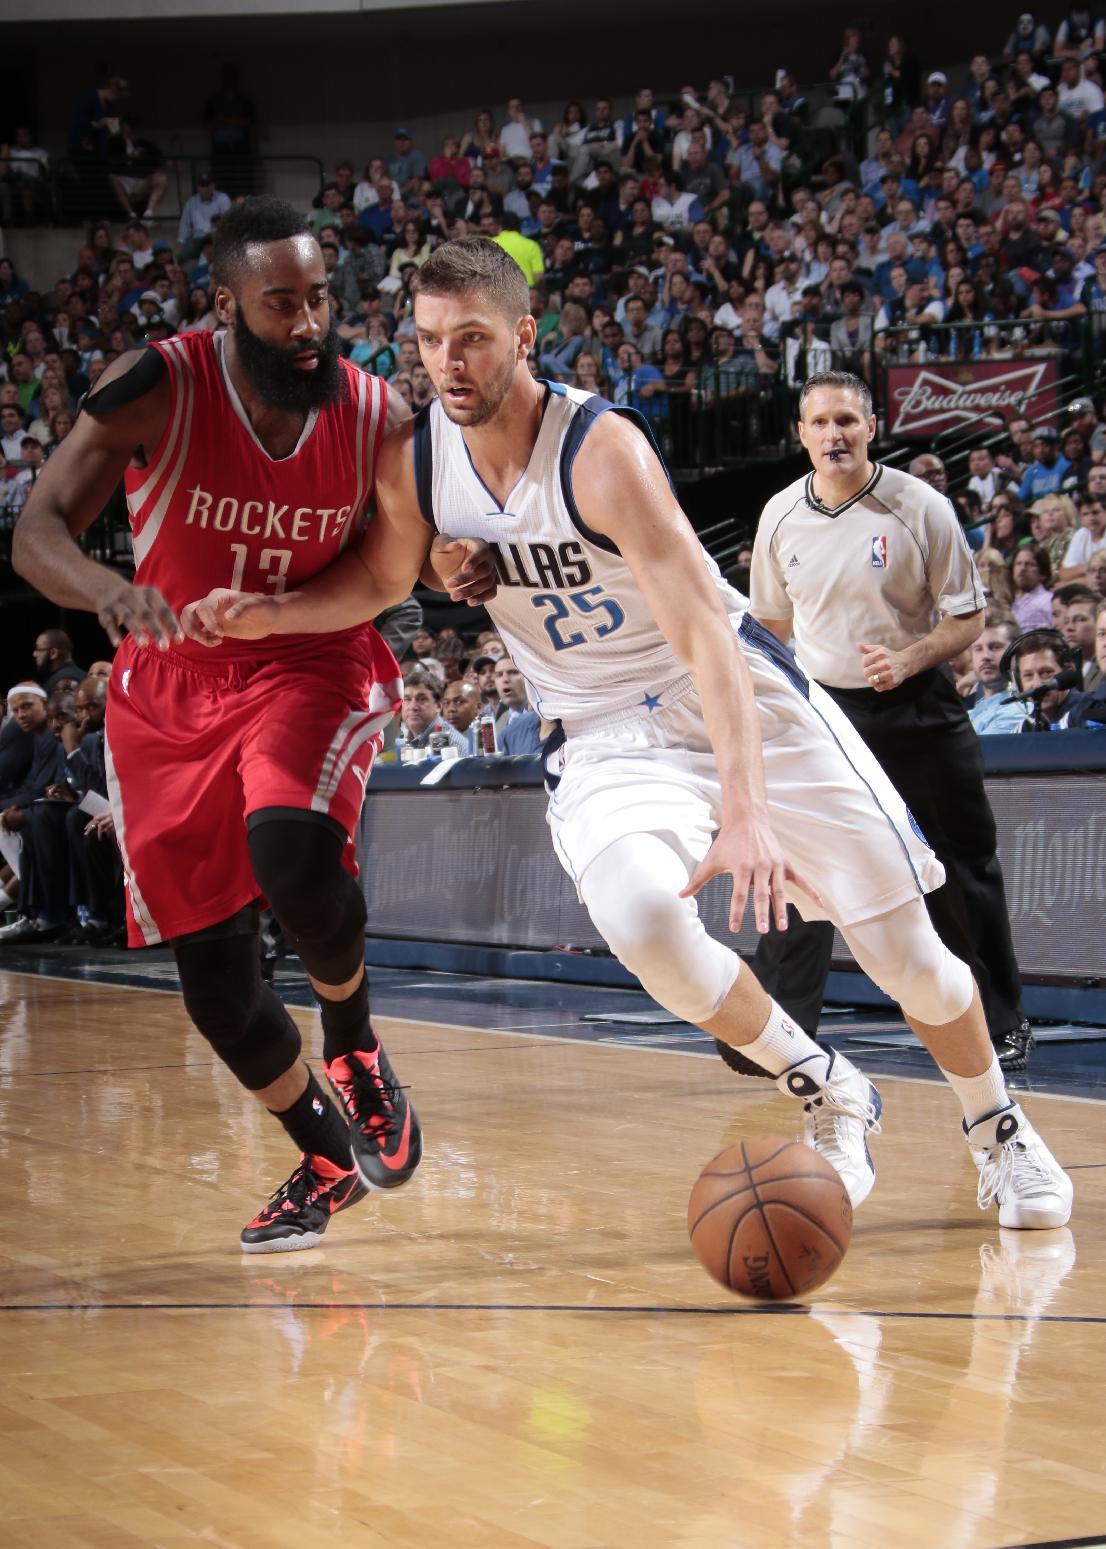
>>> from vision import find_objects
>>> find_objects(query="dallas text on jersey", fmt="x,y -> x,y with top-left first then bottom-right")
488,539 -> 593,590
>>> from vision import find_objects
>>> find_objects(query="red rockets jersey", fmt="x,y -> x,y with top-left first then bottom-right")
123,331 -> 389,661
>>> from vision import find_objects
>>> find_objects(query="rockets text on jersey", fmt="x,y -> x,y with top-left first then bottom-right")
123,330 -> 389,660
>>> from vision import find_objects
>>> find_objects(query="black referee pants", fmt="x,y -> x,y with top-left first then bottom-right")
751,667 -> 1025,1039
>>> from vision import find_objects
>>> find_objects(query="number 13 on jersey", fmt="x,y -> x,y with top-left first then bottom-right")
228,544 -> 293,594
532,585 -> 626,651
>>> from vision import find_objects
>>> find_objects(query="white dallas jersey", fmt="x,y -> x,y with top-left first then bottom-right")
413,382 -> 745,723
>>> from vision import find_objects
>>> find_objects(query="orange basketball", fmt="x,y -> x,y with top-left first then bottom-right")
688,1136 -> 852,1299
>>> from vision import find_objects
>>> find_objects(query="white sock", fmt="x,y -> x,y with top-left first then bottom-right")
736,1000 -> 831,1080
0,888 -> 12,909
941,1054 -> 1011,1129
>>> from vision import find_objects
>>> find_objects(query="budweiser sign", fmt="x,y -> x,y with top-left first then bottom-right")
886,359 -> 1058,439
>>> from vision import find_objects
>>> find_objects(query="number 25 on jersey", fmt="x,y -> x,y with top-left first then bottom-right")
532,585 -> 626,651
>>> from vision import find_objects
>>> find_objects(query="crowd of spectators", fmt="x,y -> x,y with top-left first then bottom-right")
0,632 -> 123,945
392,623 -> 543,758
4,14 -> 1106,489
912,438 -> 1106,730
4,29 -> 1106,735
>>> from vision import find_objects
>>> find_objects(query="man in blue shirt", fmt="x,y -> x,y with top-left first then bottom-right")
493,658 -> 541,753
611,343 -> 667,425
177,173 -> 232,258
1018,427 -> 1071,502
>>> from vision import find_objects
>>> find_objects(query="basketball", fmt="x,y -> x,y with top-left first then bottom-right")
688,1136 -> 853,1299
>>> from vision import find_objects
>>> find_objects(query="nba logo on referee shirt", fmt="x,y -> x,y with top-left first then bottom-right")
871,535 -> 888,568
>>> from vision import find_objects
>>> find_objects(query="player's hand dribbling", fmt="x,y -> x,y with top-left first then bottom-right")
429,534 -> 499,605
680,812 -> 824,934
94,577 -> 182,650
180,589 -> 280,646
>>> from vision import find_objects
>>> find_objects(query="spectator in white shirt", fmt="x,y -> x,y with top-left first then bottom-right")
1060,496 -> 1106,580
764,251 -> 805,337
0,405 -> 26,464
178,172 -> 232,258
968,446 -> 1008,509
500,98 -> 542,162
353,157 -> 386,213
1056,57 -> 1106,119
651,171 -> 702,230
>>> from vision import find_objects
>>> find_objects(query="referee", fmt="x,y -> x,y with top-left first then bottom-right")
743,370 -> 1032,1070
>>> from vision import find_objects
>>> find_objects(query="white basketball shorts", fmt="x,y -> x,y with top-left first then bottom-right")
546,614 -> 945,929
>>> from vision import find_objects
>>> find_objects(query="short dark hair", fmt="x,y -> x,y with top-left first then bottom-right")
1053,582 -> 1098,608
404,667 -> 442,699
1011,629 -> 1063,667
212,196 -> 312,290
797,369 -> 873,421
413,235 -> 530,322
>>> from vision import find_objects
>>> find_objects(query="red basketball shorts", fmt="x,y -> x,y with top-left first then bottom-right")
104,628 -> 401,947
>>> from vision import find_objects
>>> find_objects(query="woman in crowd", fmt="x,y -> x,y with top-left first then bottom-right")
550,100 -> 588,161
1030,494 -> 1078,575
659,327 -> 692,463
177,286 -> 217,334
0,258 -> 29,306
353,157 -> 386,212
987,492 -> 1032,561
27,382 -> 68,444
943,276 -> 993,358
538,300 -> 589,381
571,351 -> 610,399
389,218 -> 432,275
612,198 -> 657,262
88,224 -> 115,276
460,109 -> 499,162
909,133 -> 940,187
47,408 -> 75,448
348,315 -> 398,377
941,99 -> 974,164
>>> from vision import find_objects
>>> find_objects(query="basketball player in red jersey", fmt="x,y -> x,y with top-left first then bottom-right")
14,198 -> 497,1251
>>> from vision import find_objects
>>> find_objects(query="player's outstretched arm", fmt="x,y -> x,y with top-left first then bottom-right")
180,420 -> 498,645
572,414 -> 822,934
13,349 -> 182,648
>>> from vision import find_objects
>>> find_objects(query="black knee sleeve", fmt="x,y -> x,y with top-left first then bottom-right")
173,908 -> 301,1089
247,811 -> 367,986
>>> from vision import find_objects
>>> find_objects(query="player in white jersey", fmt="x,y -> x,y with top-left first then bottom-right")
182,237 -> 1072,1229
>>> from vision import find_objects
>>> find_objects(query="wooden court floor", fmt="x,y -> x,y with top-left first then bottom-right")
0,967 -> 1102,1549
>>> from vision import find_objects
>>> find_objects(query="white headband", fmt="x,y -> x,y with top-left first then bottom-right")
7,684 -> 47,707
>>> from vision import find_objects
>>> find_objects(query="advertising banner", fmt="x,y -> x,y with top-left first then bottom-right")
885,358 -> 1059,439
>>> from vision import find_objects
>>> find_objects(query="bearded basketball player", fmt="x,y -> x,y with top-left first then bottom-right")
14,199 -> 496,1251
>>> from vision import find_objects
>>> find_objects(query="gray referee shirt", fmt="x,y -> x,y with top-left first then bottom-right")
750,462 -> 984,689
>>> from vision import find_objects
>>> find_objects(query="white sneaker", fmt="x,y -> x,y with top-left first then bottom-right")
777,1048 -> 883,1208
0,914 -> 33,943
967,1103 -> 1074,1230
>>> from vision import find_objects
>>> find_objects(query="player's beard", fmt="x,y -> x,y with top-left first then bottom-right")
232,306 -> 341,413
437,345 -> 517,427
